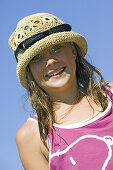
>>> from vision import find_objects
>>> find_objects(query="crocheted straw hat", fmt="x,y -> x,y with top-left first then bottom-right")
9,13 -> 87,89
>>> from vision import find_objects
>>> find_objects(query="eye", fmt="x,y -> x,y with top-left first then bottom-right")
51,44 -> 63,53
30,54 -> 43,63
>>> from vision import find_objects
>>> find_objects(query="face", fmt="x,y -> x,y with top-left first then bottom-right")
29,42 -> 77,95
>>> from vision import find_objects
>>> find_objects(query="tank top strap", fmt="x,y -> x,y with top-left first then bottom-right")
27,114 -> 38,124
27,114 -> 48,134
27,114 -> 51,153
107,87 -> 113,102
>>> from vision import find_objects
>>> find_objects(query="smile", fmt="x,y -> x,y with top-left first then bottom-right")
46,67 -> 66,78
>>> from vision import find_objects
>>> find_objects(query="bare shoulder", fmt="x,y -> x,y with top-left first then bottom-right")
16,121 -> 49,170
107,82 -> 113,91
16,120 -> 40,145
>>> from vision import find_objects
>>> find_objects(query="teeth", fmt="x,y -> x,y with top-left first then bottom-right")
48,68 -> 64,77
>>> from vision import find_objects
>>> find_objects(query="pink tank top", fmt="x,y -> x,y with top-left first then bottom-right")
28,89 -> 113,170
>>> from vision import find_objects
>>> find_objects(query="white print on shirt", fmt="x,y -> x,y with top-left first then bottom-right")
50,135 -> 113,170
69,156 -> 76,165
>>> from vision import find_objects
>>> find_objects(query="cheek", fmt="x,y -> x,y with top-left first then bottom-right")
67,57 -> 76,77
69,59 -> 76,74
62,53 -> 76,72
29,63 -> 44,84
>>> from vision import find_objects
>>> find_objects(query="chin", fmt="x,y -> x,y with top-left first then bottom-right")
45,77 -> 73,91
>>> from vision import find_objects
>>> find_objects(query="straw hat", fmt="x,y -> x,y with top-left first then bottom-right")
9,13 -> 87,89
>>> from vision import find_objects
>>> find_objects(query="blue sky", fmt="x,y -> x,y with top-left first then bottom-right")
1,0 -> 113,169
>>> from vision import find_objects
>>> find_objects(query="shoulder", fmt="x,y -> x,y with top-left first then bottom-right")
16,120 -> 39,141
15,120 -> 40,158
15,121 -> 49,169
107,82 -> 113,91
15,120 -> 41,154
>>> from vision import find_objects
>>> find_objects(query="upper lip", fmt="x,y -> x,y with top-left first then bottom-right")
45,67 -> 65,77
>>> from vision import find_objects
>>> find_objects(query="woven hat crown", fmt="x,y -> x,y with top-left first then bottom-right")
9,13 -> 64,53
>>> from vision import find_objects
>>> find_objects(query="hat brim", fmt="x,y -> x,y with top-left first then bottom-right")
16,31 -> 87,89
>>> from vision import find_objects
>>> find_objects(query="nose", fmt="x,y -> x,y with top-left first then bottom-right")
46,58 -> 57,67
44,51 -> 57,67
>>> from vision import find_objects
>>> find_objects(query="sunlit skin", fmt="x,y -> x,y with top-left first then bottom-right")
29,43 -> 79,103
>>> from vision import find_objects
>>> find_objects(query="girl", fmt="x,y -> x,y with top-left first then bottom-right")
9,13 -> 113,170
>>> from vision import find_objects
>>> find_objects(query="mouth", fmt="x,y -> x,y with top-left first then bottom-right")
46,67 -> 66,79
